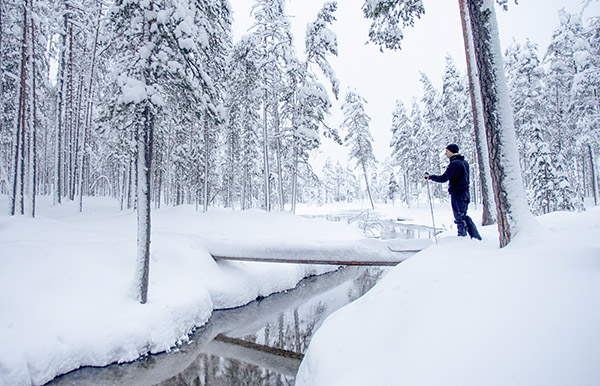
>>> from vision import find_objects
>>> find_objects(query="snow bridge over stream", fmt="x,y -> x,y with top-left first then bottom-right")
210,238 -> 432,266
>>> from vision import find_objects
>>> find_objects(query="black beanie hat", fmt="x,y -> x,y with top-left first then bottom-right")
446,144 -> 459,154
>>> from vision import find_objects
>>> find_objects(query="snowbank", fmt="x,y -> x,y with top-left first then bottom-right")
0,197 -> 364,386
296,207 -> 600,386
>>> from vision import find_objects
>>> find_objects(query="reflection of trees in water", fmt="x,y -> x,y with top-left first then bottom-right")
157,351 -> 293,385
157,268 -> 385,385
156,302 -> 327,385
348,267 -> 386,302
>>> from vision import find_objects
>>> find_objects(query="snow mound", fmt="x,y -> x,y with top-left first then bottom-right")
296,208 -> 600,386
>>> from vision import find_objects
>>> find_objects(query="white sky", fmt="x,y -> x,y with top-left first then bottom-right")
228,0 -> 600,171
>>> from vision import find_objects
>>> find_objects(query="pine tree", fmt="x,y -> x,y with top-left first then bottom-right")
441,55 -> 468,145
467,0 -> 535,247
108,0 -> 232,303
458,0 -> 496,226
505,39 -> 548,188
226,35 -> 263,210
571,15 -> 600,206
342,88 -> 376,209
527,126 -> 556,215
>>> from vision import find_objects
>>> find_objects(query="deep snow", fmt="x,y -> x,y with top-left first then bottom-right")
2,195 -> 598,386
296,206 -> 600,386
0,196 -> 376,386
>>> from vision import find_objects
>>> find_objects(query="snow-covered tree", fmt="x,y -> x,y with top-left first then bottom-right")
458,0 -> 496,226
108,0 -> 231,303
467,0 -> 535,247
505,39 -> 549,185
285,1 -> 340,213
342,88 -> 376,209
389,99 -> 413,205
571,16 -> 600,205
441,55 -> 468,145
527,126 -> 556,215
361,0 -> 425,51
226,34 -> 262,210
250,0 -> 294,211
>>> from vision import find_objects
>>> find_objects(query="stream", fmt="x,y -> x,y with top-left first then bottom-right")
47,213 -> 432,385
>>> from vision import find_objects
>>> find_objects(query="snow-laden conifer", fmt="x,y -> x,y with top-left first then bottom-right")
342,88 -> 376,210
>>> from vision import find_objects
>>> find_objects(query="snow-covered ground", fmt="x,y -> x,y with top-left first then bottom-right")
3,195 -> 598,386
296,205 -> 600,386
0,196 -> 375,386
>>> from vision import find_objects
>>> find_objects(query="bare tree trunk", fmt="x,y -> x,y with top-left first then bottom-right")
589,144 -> 597,206
291,142 -> 298,214
30,7 -> 37,217
273,102 -> 284,211
135,8 -> 156,304
203,118 -> 209,213
404,169 -> 409,207
467,0 -> 534,247
262,91 -> 270,211
79,6 -> 101,211
54,5 -> 68,205
66,24 -> 74,200
136,106 -> 154,304
361,161 -> 375,210
10,3 -> 28,216
71,70 -> 84,201
459,0 -> 496,226
0,0 -> 4,193
242,163 -> 248,210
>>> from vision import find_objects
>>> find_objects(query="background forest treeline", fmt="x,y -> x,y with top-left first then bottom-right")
0,0 -> 598,218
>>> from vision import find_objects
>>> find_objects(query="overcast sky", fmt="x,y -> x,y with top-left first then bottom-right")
228,0 -> 600,172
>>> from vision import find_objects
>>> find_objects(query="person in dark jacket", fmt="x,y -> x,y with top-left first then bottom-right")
425,144 -> 481,240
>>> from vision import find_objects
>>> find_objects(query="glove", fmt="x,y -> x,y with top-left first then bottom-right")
424,172 -> 430,180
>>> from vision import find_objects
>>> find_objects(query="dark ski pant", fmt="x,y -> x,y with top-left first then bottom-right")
451,191 -> 481,239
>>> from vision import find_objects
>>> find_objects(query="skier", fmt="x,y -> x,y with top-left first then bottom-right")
425,144 -> 482,240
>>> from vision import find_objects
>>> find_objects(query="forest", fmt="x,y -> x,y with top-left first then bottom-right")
0,0 -> 598,253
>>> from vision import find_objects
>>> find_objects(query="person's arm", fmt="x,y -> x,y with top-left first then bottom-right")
427,163 -> 455,183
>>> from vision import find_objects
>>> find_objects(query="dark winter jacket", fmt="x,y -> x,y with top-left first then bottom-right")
428,154 -> 470,195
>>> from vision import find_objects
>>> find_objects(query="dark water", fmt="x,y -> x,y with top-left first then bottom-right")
46,266 -> 386,386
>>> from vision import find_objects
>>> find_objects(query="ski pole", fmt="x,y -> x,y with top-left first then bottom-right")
426,178 -> 438,243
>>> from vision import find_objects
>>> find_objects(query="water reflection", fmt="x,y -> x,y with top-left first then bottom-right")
47,266 -> 387,386
306,211 -> 439,240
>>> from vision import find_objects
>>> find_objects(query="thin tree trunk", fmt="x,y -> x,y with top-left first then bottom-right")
11,3 -> 28,216
30,7 -> 37,217
54,6 -> 68,205
404,169 -> 409,207
262,91 -> 270,211
291,142 -> 298,214
66,24 -> 74,200
467,0 -> 533,247
135,7 -> 156,304
589,144 -> 597,206
242,163 -> 248,210
0,0 -> 4,193
71,68 -> 85,201
361,161 -> 375,210
136,106 -> 154,304
459,0 -> 496,226
273,102 -> 284,211
203,118 -> 209,213
226,129 -> 234,208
